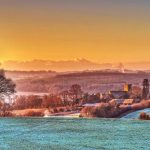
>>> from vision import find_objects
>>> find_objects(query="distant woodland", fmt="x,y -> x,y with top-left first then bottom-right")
5,70 -> 150,94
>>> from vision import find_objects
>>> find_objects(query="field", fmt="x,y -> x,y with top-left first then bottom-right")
0,117 -> 149,150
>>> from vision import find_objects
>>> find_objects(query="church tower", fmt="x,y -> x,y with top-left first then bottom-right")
142,79 -> 149,100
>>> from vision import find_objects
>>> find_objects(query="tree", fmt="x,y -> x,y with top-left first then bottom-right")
0,100 -> 3,109
42,95 -> 63,108
13,96 -> 26,110
60,90 -> 70,105
69,84 -> 83,104
131,86 -> 142,99
81,93 -> 89,104
0,70 -> 16,101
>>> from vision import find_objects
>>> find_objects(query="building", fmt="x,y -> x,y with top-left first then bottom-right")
142,79 -> 149,100
109,91 -> 129,99
109,83 -> 132,100
82,103 -> 99,107
124,84 -> 132,92
109,99 -> 125,106
123,99 -> 134,105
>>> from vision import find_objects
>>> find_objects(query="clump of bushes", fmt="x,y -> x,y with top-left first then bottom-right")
139,112 -> 150,120
23,110 -> 44,117
49,106 -> 74,113
80,103 -> 130,118
0,111 -> 14,117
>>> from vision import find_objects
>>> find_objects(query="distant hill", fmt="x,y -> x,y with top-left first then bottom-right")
9,70 -> 150,94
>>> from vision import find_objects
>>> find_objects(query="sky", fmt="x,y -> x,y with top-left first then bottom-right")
0,0 -> 150,63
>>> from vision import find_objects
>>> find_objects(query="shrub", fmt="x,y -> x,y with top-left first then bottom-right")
24,110 -> 44,117
0,111 -> 14,117
139,112 -> 150,120
80,103 -> 130,118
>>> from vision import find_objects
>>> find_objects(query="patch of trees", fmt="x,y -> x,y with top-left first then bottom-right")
130,86 -> 142,99
12,95 -> 63,110
60,84 -> 83,105
0,70 -> 16,100
12,84 -> 102,110
12,84 -> 83,110
0,70 -> 16,116
139,112 -> 150,120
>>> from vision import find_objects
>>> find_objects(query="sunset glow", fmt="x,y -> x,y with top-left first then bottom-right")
0,0 -> 150,63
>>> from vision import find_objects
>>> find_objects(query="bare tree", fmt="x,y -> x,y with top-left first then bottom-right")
131,86 -> 142,99
69,84 -> 83,104
0,70 -> 16,101
61,90 -> 69,105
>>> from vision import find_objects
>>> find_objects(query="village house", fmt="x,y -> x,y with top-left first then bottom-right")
109,99 -> 125,106
123,99 -> 134,105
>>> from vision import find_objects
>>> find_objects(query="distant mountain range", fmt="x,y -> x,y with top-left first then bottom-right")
0,59 -> 150,71
0,59 -> 112,71
124,62 -> 150,70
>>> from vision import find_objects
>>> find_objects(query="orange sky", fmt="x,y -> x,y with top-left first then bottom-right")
0,0 -> 150,63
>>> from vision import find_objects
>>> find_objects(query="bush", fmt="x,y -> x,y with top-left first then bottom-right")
24,110 -> 44,117
80,103 -> 130,118
0,111 -> 14,117
139,112 -> 150,120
